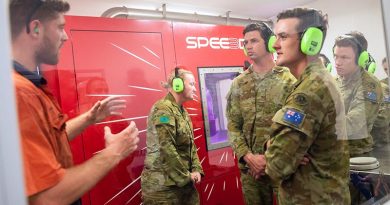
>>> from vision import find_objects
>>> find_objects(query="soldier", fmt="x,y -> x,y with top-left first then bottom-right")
226,23 -> 296,205
382,57 -> 389,84
333,34 -> 383,157
371,82 -> 390,146
264,8 -> 350,204
141,67 -> 204,205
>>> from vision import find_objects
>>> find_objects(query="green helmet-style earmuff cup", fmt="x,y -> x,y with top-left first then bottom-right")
300,27 -> 324,56
172,78 -> 184,92
268,35 -> 276,53
367,62 -> 377,74
358,51 -> 369,68
326,63 -> 333,72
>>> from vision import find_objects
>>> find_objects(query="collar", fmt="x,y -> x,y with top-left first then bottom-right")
340,68 -> 362,85
165,92 -> 183,110
13,61 -> 47,87
294,59 -> 323,86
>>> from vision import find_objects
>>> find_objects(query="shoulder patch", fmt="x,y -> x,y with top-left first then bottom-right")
365,91 -> 377,102
294,93 -> 308,106
282,108 -> 305,127
159,115 -> 170,123
384,96 -> 390,103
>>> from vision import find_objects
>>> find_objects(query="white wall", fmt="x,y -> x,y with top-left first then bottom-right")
67,0 -> 388,79
308,0 -> 387,80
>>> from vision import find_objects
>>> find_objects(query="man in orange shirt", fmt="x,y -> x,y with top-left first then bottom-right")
10,0 -> 139,204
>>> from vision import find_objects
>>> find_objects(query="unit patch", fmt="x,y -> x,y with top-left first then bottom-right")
159,115 -> 170,123
294,93 -> 308,106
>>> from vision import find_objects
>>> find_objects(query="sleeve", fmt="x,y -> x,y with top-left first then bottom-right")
373,84 -> 389,128
345,85 -> 381,139
265,92 -> 324,184
191,141 -> 204,176
152,109 -> 191,187
226,79 -> 250,163
16,91 -> 65,196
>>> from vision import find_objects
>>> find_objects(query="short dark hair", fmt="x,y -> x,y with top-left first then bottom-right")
382,57 -> 387,64
243,22 -> 273,43
346,31 -> 368,50
333,35 -> 363,63
9,0 -> 70,39
277,7 -> 328,41
319,53 -> 330,65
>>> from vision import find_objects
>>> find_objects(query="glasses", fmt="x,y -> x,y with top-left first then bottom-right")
25,0 -> 44,33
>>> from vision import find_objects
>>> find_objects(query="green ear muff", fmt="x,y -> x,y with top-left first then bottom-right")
34,27 -> 39,33
367,62 -> 377,74
172,78 -> 184,92
172,67 -> 184,93
326,63 -> 332,72
243,46 -> 248,56
300,27 -> 324,56
358,51 -> 369,68
268,35 -> 276,53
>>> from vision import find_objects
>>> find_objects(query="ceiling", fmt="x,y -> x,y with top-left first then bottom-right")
67,0 -> 317,20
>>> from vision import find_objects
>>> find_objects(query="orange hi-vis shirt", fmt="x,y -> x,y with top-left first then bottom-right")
13,67 -> 73,196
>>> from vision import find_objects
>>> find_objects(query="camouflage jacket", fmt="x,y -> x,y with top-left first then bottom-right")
336,69 -> 383,156
265,60 -> 350,205
226,65 -> 296,169
372,82 -> 390,145
141,93 -> 204,191
381,77 -> 389,85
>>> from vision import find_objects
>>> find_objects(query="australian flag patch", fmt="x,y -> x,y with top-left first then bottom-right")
385,96 -> 390,103
282,108 -> 305,127
365,91 -> 377,102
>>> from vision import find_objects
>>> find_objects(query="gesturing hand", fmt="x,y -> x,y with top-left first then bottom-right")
87,96 -> 127,123
104,121 -> 139,160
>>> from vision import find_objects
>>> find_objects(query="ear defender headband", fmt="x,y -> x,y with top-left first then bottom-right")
261,23 -> 277,53
340,35 -> 370,68
172,67 -> 184,93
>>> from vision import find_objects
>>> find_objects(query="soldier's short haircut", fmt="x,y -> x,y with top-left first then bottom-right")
9,0 -> 70,39
243,22 -> 273,43
333,35 -> 362,62
276,7 -> 328,41
162,66 -> 193,89
346,31 -> 368,51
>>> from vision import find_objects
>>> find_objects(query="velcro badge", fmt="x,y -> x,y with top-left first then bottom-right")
159,115 -> 170,124
365,91 -> 377,102
282,108 -> 305,128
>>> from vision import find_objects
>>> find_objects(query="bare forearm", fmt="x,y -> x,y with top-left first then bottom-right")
29,148 -> 121,205
66,112 -> 92,141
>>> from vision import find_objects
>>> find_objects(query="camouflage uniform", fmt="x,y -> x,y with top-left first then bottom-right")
336,69 -> 383,157
265,60 -> 350,205
226,65 -> 296,205
141,93 -> 204,205
381,77 -> 389,85
372,82 -> 390,146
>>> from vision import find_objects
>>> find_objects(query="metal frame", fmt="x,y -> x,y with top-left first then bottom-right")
198,66 -> 242,151
0,0 -> 26,204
